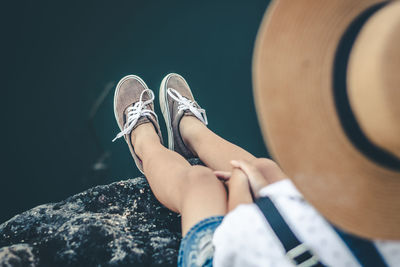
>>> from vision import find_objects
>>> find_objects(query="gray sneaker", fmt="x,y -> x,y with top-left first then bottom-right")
112,75 -> 163,174
159,73 -> 208,159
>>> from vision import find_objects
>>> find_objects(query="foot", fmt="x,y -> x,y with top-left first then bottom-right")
112,75 -> 163,174
159,73 -> 208,159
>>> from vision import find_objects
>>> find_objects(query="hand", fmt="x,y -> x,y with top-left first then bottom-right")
214,168 -> 250,189
214,160 -> 271,199
230,160 -> 269,198
214,167 -> 254,209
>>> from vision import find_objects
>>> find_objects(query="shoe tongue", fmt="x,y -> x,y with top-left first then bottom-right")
123,102 -> 152,118
122,90 -> 153,115
136,116 -> 151,126
123,103 -> 156,133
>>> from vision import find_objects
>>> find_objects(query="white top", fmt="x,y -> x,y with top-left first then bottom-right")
212,179 -> 400,267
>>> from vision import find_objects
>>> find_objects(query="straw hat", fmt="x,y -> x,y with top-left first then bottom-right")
252,0 -> 400,239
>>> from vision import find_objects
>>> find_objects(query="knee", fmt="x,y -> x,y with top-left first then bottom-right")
180,166 -> 226,197
185,166 -> 218,187
251,158 -> 287,183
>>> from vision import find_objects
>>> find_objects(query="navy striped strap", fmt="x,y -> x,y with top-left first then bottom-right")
255,197 -> 325,267
256,196 -> 389,267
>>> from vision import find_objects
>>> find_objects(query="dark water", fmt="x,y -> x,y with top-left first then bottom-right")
1,0 -> 270,223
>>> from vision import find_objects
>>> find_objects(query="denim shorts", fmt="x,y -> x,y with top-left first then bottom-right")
178,216 -> 224,267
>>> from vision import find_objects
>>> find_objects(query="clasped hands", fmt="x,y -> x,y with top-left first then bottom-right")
214,159 -> 287,210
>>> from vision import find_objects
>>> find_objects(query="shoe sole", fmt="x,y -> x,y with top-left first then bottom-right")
159,73 -> 193,152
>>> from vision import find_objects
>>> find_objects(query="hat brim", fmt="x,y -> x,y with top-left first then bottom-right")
252,0 -> 400,239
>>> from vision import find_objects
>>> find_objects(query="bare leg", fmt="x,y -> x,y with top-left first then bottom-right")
180,116 -> 256,171
131,123 -> 227,235
180,116 -> 287,189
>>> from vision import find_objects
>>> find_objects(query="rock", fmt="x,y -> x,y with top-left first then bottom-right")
0,159 -> 204,266
0,244 -> 37,267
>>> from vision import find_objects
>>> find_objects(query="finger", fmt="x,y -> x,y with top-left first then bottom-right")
214,171 -> 231,181
230,160 -> 240,168
231,160 -> 260,184
229,167 -> 255,201
235,160 -> 269,197
232,160 -> 264,181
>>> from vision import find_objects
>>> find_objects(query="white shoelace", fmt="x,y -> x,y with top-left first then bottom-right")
112,89 -> 157,142
167,88 -> 208,125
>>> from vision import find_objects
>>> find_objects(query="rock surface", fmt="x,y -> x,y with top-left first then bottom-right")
0,158 -> 200,267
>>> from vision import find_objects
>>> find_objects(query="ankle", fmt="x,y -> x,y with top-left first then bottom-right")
131,123 -> 160,156
179,116 -> 207,154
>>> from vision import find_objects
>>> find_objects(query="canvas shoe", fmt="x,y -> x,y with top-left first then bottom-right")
112,75 -> 163,174
159,73 -> 208,159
